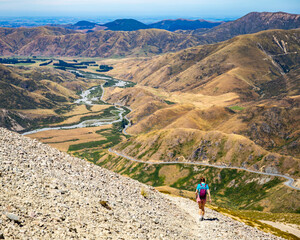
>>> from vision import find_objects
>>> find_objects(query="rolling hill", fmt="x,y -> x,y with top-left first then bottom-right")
149,18 -> 223,31
102,28 -> 300,174
0,64 -> 89,109
192,12 -> 300,42
107,29 -> 300,100
0,64 -> 95,131
0,27 -> 203,57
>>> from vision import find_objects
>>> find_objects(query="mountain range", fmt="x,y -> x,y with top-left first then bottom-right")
49,12 -> 299,34
0,12 -> 299,58
0,10 -> 299,218
50,18 -> 223,32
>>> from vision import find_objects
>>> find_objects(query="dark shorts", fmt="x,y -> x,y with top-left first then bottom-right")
196,197 -> 206,204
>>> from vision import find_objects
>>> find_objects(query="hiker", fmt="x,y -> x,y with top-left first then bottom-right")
195,176 -> 211,221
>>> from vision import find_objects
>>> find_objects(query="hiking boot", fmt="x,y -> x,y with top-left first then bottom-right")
199,216 -> 204,221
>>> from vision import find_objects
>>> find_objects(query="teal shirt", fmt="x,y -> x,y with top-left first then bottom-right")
196,183 -> 209,192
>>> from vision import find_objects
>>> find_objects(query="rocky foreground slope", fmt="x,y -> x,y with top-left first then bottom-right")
0,128 -> 282,239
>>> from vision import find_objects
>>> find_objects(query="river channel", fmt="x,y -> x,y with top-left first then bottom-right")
23,72 -> 131,136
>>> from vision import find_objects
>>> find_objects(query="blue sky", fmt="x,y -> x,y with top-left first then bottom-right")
0,0 -> 299,20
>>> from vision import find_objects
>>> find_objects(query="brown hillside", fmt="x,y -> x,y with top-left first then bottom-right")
104,86 -> 168,124
108,29 -> 300,100
0,64 -> 90,109
199,12 -> 300,42
0,27 -> 203,57
0,12 -> 298,58
115,128 -> 300,178
0,64 -> 99,131
111,86 -> 299,158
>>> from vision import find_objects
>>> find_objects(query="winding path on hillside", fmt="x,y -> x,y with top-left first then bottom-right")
165,194 -> 286,240
108,149 -> 300,191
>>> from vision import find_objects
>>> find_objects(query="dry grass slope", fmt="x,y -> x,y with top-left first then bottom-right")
108,29 -> 300,101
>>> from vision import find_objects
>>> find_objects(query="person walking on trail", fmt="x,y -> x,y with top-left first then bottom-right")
196,177 -> 211,221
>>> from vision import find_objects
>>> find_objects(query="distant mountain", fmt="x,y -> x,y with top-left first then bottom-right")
148,19 -> 223,31
72,20 -> 106,30
0,26 -> 76,55
0,12 -> 299,57
49,21 -> 107,32
44,12 -> 299,35
197,12 -> 300,42
104,19 -> 149,31
0,27 -> 203,57
74,20 -> 97,27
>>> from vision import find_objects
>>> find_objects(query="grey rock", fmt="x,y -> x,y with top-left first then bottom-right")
5,213 -> 19,222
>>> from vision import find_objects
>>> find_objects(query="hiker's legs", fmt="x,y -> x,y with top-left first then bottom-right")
200,200 -> 206,217
198,201 -> 205,216
198,202 -> 202,215
201,203 -> 205,217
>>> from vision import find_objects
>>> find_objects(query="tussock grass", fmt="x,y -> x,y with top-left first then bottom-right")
228,105 -> 245,111
141,187 -> 148,198
211,206 -> 300,240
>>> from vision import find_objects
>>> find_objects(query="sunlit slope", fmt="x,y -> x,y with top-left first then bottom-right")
104,80 -> 299,158
104,86 -> 169,123
115,128 -> 300,178
0,64 -> 89,109
198,12 -> 300,42
108,29 -> 300,100
0,27 -> 75,55
0,27 -> 203,57
0,64 -> 97,131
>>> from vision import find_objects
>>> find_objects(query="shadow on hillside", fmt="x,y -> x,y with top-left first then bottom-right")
204,217 -> 219,221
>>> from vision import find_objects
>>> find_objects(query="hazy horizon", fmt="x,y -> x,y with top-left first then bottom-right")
0,0 -> 299,21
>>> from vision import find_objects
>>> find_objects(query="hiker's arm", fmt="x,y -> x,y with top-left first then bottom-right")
207,189 -> 212,203
195,189 -> 198,198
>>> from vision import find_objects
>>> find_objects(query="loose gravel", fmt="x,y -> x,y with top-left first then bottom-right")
0,128 -> 282,239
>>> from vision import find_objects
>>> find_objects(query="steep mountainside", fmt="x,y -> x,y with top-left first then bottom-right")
1,128 -> 285,239
0,128 -> 197,239
149,19 -> 223,31
108,29 -> 300,100
0,64 -> 94,131
0,28 -> 203,57
0,27 -> 76,55
194,12 -> 300,42
0,64 -> 87,109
